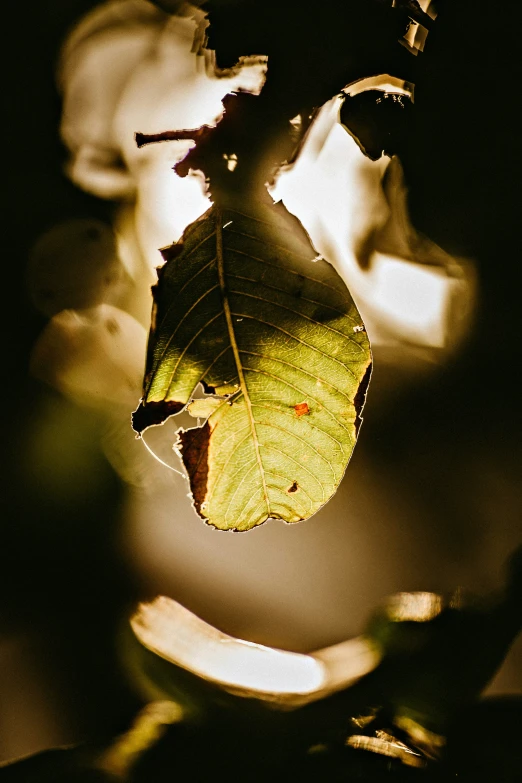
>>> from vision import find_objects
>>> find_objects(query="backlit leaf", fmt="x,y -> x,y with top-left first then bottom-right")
132,200 -> 371,530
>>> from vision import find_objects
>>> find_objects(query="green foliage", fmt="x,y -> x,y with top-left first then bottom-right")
133,200 -> 371,529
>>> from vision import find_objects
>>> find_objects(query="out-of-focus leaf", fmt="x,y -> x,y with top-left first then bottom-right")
5,556 -> 521,779
28,220 -> 124,317
127,596 -> 379,710
31,304 -> 147,409
58,0 -> 168,200
132,199 -> 371,530
121,552 -> 522,772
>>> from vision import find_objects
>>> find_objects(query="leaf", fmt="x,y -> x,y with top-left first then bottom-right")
132,199 -> 371,530
127,596 -> 379,710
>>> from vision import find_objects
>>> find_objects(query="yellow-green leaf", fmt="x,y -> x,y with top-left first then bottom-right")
133,200 -> 371,530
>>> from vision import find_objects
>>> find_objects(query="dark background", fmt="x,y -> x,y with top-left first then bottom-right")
2,0 -> 521,765
3,0 -> 140,757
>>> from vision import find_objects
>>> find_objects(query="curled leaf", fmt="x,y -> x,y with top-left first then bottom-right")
133,200 -> 371,530
129,595 -> 379,707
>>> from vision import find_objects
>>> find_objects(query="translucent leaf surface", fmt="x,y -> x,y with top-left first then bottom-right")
133,200 -> 371,530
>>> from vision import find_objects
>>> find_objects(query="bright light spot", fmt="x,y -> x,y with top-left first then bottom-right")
386,592 -> 443,622
346,734 -> 425,768
60,7 -> 266,267
223,153 -> 238,171
132,597 -> 325,695
394,715 -> 446,759
131,596 -> 379,700
401,0 -> 435,53
344,74 -> 413,99
272,97 -> 472,350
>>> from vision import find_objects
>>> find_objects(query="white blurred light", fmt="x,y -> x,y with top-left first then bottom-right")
132,596 -> 379,701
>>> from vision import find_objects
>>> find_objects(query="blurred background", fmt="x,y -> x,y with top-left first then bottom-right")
2,0 -> 521,765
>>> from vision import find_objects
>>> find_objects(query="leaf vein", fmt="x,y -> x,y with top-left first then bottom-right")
231,290 -> 364,353
264,471 -> 314,508
256,419 -> 336,482
227,272 -> 355,320
240,350 -> 353,402
164,310 -> 223,396
234,315 -> 358,380
242,367 -> 354,438
250,401 -> 343,450
215,210 -> 270,516
153,286 -> 221,379
225,246 -> 343,295
157,257 -> 217,333
178,227 -> 216,262
260,441 -> 326,503
223,457 -> 261,526
225,228 -> 312,261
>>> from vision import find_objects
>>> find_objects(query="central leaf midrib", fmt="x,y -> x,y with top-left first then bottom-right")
215,209 -> 270,518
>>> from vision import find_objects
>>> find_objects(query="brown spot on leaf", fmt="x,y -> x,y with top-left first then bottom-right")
132,399 -> 184,435
287,481 -> 299,493
294,402 -> 310,417
179,423 -> 211,516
